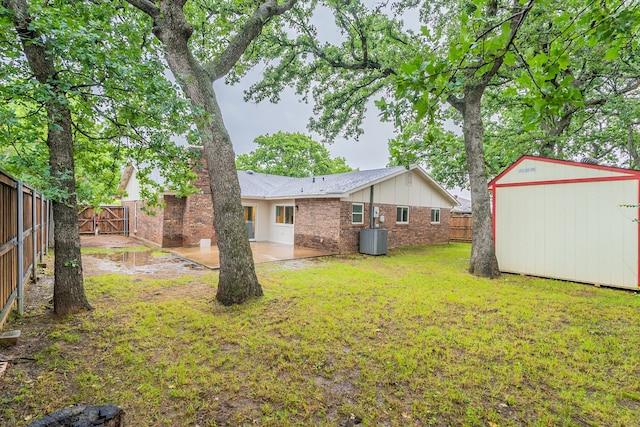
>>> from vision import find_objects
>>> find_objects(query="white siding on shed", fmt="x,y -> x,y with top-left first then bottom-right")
493,156 -> 639,290
496,158 -> 630,185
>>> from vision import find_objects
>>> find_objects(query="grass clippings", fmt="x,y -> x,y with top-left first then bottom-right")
1,244 -> 640,426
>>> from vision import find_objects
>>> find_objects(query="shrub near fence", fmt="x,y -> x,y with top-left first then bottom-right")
0,169 -> 51,330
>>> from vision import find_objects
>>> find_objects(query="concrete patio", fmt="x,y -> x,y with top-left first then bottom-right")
169,242 -> 334,269
79,236 -> 333,269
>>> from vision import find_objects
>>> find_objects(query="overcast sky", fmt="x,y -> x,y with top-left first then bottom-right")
212,3 -> 413,172
214,72 -> 396,171
210,5 -> 468,197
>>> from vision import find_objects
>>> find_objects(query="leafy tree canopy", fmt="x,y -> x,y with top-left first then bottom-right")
244,0 -> 639,186
387,0 -> 640,186
236,132 -> 354,177
0,0 -> 199,207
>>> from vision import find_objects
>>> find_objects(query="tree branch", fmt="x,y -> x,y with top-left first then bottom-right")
628,125 -> 640,167
204,0 -> 298,81
478,0 -> 534,87
447,95 -> 464,111
124,0 -> 159,20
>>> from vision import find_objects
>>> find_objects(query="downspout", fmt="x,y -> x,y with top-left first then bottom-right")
369,185 -> 374,229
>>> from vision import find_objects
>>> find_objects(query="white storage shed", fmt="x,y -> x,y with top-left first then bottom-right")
490,156 -> 640,290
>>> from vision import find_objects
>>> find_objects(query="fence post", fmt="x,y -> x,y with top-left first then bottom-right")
46,199 -> 51,253
32,189 -> 37,283
17,181 -> 24,315
40,193 -> 45,262
124,205 -> 129,237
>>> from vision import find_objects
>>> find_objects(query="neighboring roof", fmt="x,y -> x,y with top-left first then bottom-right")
117,164 -> 167,192
117,165 -> 135,192
119,163 -> 458,206
451,196 -> 472,214
489,155 -> 640,186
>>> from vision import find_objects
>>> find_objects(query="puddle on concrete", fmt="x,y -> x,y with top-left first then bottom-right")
88,250 -> 156,267
170,242 -> 333,269
84,250 -> 205,276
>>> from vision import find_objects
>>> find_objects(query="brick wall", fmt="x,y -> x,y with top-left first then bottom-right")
338,202 -> 451,253
162,196 -> 187,247
181,161 -> 216,247
338,201 -> 369,254
386,205 -> 451,248
294,198 -> 341,252
122,200 -> 164,247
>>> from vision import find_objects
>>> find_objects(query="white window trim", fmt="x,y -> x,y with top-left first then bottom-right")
396,206 -> 409,224
275,205 -> 295,226
243,204 -> 258,240
352,203 -> 364,224
431,208 -> 441,224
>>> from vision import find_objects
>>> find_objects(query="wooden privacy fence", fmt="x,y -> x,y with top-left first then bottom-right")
449,214 -> 472,243
1,169 -> 51,329
78,206 -> 128,235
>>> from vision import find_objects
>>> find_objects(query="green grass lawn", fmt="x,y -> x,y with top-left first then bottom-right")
2,244 -> 640,426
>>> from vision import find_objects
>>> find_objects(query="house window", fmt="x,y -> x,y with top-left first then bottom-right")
431,208 -> 441,224
396,206 -> 409,224
352,203 -> 364,224
275,205 -> 294,224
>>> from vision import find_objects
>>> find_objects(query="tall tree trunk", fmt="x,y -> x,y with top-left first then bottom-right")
205,92 -> 263,304
442,0 -> 532,279
455,91 -> 501,279
48,104 -> 92,314
179,71 -> 263,305
125,0 -> 298,304
150,3 -> 262,305
5,0 -> 91,314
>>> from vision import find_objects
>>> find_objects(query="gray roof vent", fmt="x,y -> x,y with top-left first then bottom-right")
580,157 -> 599,165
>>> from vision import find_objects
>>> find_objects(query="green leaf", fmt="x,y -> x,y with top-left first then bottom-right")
530,52 -> 548,67
503,51 -> 516,67
604,47 -> 619,61
557,54 -> 570,70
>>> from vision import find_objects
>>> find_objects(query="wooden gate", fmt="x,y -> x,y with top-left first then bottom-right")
449,214 -> 472,243
78,206 -> 129,235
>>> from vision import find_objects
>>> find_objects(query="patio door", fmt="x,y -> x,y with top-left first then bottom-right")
243,205 -> 256,240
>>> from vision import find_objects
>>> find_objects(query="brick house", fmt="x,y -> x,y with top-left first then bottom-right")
119,162 -> 458,254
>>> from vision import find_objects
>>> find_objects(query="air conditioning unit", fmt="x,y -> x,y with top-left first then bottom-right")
359,228 -> 388,255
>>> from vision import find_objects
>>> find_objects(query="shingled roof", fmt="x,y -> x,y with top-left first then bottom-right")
120,164 -> 458,205
238,165 -> 457,204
